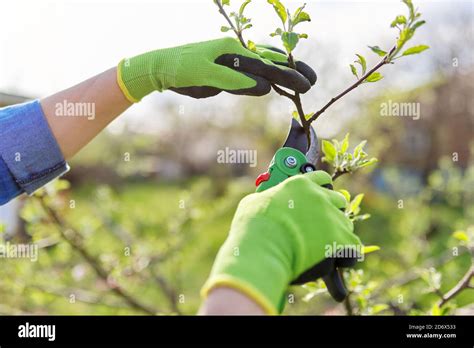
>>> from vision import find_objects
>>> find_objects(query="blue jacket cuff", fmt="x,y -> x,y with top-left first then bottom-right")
0,100 -> 70,195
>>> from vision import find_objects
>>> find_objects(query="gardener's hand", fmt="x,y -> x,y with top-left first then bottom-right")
117,37 -> 317,101
201,171 -> 362,314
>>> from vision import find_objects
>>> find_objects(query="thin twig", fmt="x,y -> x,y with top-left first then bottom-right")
438,264 -> 473,308
96,204 -> 184,314
332,169 -> 350,181
371,247 -> 468,299
149,268 -> 182,314
308,45 -> 396,124
214,1 -> 312,144
215,0 -> 247,48
39,196 -> 159,315
29,284 -> 133,309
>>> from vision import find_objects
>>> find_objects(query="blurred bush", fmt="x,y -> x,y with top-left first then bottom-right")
1,72 -> 473,315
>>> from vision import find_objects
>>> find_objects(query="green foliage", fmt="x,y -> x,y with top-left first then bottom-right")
349,54 -> 384,82
267,0 -> 287,24
351,0 -> 429,80
322,134 -> 378,177
302,280 -> 327,302
267,0 -> 310,54
355,54 -> 367,75
345,270 -> 390,315
368,45 -> 387,57
247,39 -> 257,52
365,72 -> 384,83
401,44 -> 430,56
453,230 -> 470,243
281,32 -> 299,53
387,0 -> 429,61
391,15 -> 407,27
420,267 -> 442,293
1,0 -> 465,318
218,0 -> 254,36
1,177 -> 252,315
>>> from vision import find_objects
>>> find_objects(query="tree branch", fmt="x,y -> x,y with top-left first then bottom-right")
95,202 -> 184,314
344,292 -> 354,315
308,45 -> 396,124
215,0 -> 247,48
438,264 -> 473,308
214,1 -> 312,145
332,169 -> 350,181
39,196 -> 160,315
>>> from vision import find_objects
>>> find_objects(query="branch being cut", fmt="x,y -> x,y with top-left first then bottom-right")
214,1 -> 312,144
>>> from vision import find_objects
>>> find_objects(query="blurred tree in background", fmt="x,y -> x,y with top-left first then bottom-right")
1,69 -> 472,314
0,0 -> 473,315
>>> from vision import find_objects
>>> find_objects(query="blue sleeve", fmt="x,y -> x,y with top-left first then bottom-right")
0,100 -> 70,205
0,156 -> 22,205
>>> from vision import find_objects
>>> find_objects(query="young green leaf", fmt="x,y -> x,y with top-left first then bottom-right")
401,44 -> 430,56
220,26 -> 232,32
365,72 -> 383,82
281,31 -> 299,53
240,16 -> 250,24
391,15 -> 407,27
368,45 -> 387,57
350,64 -> 358,79
304,112 -> 314,120
350,193 -> 364,213
270,28 -> 283,37
293,11 -> 311,26
371,304 -> 389,314
358,158 -> 378,168
354,140 -> 367,158
411,20 -> 426,31
402,0 -> 415,20
338,189 -> 351,202
397,27 -> 414,49
247,40 -> 257,51
431,303 -> 441,316
322,140 -> 337,162
299,33 -> 308,39
452,230 -> 469,242
353,213 -> 371,222
267,0 -> 287,25
355,54 -> 367,75
341,133 -> 350,153
239,0 -> 251,16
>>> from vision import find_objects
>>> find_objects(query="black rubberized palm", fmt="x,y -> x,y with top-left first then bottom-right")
171,46 -> 317,98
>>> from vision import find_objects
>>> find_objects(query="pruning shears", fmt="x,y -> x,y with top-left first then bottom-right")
255,118 -> 349,302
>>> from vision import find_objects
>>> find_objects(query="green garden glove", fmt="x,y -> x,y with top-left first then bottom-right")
201,171 -> 362,314
117,37 -> 316,101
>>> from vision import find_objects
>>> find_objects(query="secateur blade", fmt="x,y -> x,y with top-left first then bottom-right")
282,118 -> 320,166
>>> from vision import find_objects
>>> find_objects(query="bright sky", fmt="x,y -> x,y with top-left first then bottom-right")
0,0 -> 472,134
